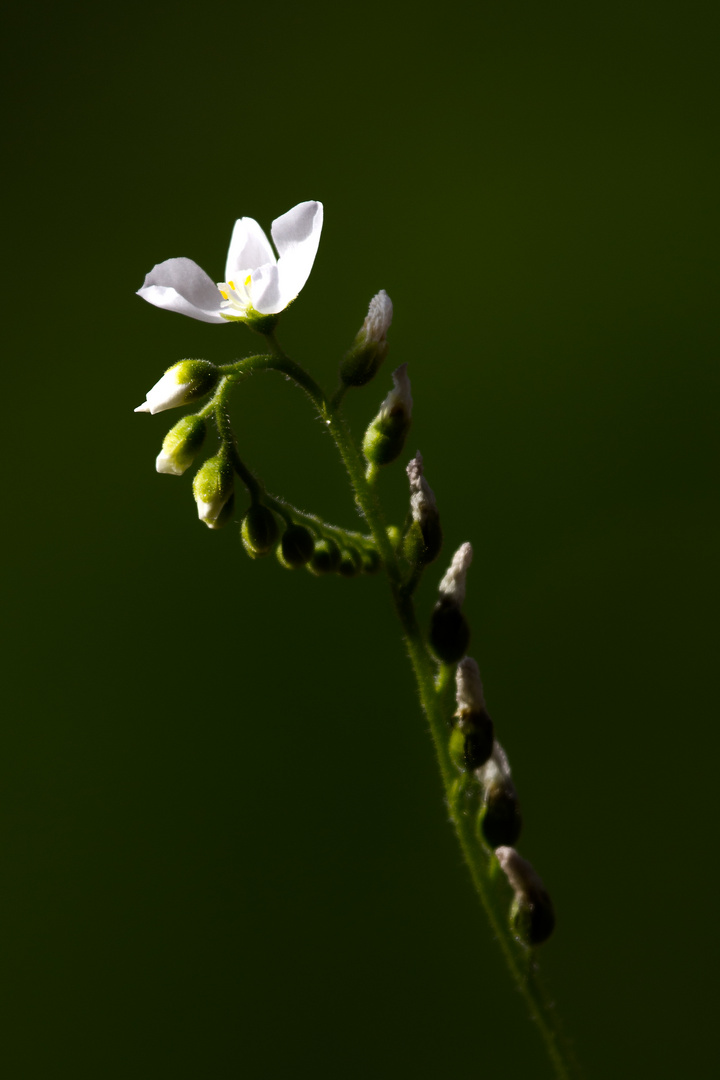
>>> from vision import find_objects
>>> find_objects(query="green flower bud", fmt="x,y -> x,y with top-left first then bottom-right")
156,415 -> 207,476
308,537 -> 341,575
360,546 -> 381,574
386,524 -> 402,551
241,505 -> 280,558
362,364 -> 413,467
496,847 -> 555,947
278,524 -> 315,568
339,291 -> 393,387
192,450 -> 234,529
338,547 -> 363,577
135,360 -> 219,414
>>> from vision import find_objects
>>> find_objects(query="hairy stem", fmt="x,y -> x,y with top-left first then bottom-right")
231,338 -> 581,1079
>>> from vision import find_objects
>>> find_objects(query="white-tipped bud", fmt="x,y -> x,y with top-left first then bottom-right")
438,542 -> 473,606
155,415 -> 207,476
339,290 -> 394,387
134,360 -> 219,415
362,364 -> 413,467
407,451 -> 437,526
192,451 -> 234,529
362,289 -> 393,346
476,740 -> 512,787
495,847 -> 544,898
403,452 -> 442,566
451,657 -> 494,770
455,657 -> 487,714
495,847 -> 555,946
476,741 -> 522,848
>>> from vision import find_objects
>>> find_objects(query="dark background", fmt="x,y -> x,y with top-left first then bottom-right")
4,2 -> 718,1076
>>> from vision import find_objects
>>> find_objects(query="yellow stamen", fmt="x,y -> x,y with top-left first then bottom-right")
228,280 -> 235,289
245,274 -> 251,286
219,290 -> 229,300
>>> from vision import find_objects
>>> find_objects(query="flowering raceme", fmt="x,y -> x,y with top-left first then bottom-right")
137,201 -> 323,325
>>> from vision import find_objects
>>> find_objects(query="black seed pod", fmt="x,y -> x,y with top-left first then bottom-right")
279,524 -> 315,568
480,786 -> 523,848
511,893 -> 556,947
462,709 -> 494,770
308,537 -> 341,575
429,598 -> 470,663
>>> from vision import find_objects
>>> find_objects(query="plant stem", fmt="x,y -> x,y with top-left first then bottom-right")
235,339 -> 581,1079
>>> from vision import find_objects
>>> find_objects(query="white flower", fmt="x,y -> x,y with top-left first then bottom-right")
137,201 -> 324,323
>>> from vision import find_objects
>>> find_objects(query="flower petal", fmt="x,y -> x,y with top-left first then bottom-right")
225,217 -> 276,281
137,258 -> 226,323
255,201 -> 323,314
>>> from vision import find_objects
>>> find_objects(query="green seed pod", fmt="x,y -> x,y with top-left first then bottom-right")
241,505 -> 279,558
429,599 -> 470,663
278,524 -> 315,568
308,537 -> 341,575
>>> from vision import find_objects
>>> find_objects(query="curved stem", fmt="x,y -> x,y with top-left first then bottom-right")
213,337 -> 580,1077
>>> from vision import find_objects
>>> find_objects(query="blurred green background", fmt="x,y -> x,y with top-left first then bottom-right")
4,1 -> 718,1076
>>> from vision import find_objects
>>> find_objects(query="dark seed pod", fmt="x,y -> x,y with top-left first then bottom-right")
279,524 -> 315,568
480,786 -> 522,848
511,892 -> 556,947
429,598 -> 470,663
462,709 -> 494,770
241,504 -> 279,557
308,537 -> 341,575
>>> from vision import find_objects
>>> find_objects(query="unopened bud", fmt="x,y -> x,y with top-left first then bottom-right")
403,452 -> 442,565
308,537 -> 341,575
360,546 -> 381,574
339,290 -> 393,387
453,657 -> 495,769
156,414 -> 207,475
477,742 -> 522,847
338,546 -> 363,577
278,524 -> 315,568
362,364 -> 413,466
241,504 -> 279,558
495,847 -> 555,946
192,450 -> 234,529
135,360 -> 219,414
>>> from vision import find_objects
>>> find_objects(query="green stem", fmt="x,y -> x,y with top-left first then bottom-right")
218,338 -> 580,1077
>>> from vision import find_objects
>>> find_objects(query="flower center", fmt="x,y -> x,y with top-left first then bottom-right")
217,273 -> 253,315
